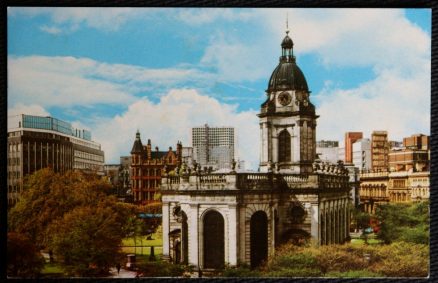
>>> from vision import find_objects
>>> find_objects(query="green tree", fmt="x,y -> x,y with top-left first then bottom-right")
375,202 -> 429,244
46,205 -> 126,276
351,208 -> 371,230
7,232 -> 45,278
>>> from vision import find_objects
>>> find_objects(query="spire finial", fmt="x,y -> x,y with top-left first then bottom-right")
286,12 -> 289,34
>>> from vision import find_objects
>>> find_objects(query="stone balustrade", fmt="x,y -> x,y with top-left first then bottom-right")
161,172 -> 349,192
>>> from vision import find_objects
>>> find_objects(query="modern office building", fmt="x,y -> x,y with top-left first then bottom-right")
130,131 -> 182,204
7,114 -> 104,206
345,132 -> 363,163
191,124 -> 235,170
371,131 -> 389,171
316,140 -> 339,163
352,138 -> 371,172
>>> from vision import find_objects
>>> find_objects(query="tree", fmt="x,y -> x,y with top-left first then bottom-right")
8,169 -> 138,276
8,169 -> 115,248
375,202 -> 429,244
46,205 -> 126,276
351,208 -> 371,231
7,232 -> 45,278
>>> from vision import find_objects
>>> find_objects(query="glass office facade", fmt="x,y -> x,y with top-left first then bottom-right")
22,115 -> 73,136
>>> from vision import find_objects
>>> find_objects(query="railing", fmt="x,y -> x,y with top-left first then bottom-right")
162,172 -> 350,191
168,176 -> 180,185
199,174 -> 227,184
237,173 -> 272,190
283,174 -> 309,184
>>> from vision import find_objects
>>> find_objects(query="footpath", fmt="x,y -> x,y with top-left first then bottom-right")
108,267 -> 137,278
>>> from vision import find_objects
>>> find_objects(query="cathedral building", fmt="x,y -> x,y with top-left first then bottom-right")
161,29 -> 351,271
130,131 -> 182,204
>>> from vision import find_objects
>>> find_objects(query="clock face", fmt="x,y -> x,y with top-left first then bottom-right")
278,92 -> 292,106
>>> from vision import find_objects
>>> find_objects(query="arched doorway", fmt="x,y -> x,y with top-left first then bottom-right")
250,211 -> 268,268
203,210 -> 224,269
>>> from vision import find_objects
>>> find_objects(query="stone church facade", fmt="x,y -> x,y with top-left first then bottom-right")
161,29 -> 351,270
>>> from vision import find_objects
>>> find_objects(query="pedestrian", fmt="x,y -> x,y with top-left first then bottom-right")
116,263 -> 121,275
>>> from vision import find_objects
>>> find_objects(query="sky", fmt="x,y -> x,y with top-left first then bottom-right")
7,8 -> 431,170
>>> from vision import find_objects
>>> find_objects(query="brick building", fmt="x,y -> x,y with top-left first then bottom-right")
130,131 -> 182,204
345,132 -> 363,163
360,133 -> 430,213
371,131 -> 389,171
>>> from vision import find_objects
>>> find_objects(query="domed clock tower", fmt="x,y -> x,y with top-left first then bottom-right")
258,30 -> 318,173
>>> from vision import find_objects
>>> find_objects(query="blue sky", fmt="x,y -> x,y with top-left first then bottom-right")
7,8 -> 431,169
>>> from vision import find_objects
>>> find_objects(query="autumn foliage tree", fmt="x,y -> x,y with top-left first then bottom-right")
7,232 -> 45,278
8,168 -> 137,276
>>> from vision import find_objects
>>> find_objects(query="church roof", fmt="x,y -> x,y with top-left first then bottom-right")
151,151 -> 173,159
267,31 -> 309,92
268,61 -> 308,92
130,131 -> 144,154
281,33 -> 294,49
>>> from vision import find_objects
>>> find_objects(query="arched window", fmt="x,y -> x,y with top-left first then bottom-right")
278,130 -> 291,162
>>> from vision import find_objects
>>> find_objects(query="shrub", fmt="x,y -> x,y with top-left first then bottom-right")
308,244 -> 373,274
137,260 -> 188,277
222,264 -> 260,277
369,241 -> 429,277
399,225 -> 429,245
266,267 -> 322,277
325,270 -> 382,278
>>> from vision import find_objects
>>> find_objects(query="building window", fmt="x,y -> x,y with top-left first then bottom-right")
278,130 -> 291,162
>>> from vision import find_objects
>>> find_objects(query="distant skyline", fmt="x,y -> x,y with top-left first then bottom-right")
7,8 -> 431,169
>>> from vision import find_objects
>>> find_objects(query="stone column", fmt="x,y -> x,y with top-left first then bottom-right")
272,134 -> 278,164
310,203 -> 319,241
293,122 -> 301,164
267,122 -> 272,163
326,208 -> 331,245
239,205 -> 247,264
162,202 -> 170,261
188,204 -> 199,267
228,204 -> 238,266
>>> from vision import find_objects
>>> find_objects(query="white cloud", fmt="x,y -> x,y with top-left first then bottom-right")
9,7 -> 143,33
201,9 -> 429,80
8,103 -> 50,117
8,55 -> 213,109
316,63 -> 430,143
200,34 -> 272,82
176,8 -> 253,25
39,25 -> 62,35
8,56 -> 137,108
91,89 -> 260,170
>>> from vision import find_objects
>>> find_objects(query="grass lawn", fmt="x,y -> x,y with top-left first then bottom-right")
121,230 -> 163,256
121,246 -> 163,256
122,236 -> 162,247
350,238 -> 382,245
41,262 -> 64,277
